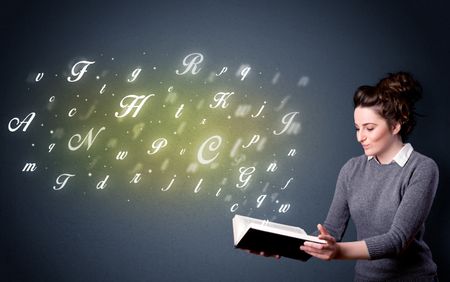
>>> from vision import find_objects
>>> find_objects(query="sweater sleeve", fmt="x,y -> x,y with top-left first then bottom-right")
364,159 -> 439,260
312,161 -> 351,241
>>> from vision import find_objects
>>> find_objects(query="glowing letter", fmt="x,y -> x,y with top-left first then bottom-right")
67,60 -> 95,82
130,173 -> 142,184
127,68 -> 142,82
147,138 -> 168,155
239,66 -> 251,81
116,151 -> 128,160
281,178 -> 294,190
279,204 -> 291,213
68,127 -> 106,151
53,173 -> 75,190
251,101 -> 267,118
216,67 -> 228,76
162,175 -> 176,191
96,175 -> 110,189
267,162 -> 278,172
68,108 -> 77,117
236,166 -> 255,189
256,194 -> 267,208
175,53 -> 203,75
197,135 -> 222,165
8,112 -> 36,132
115,94 -> 155,118
194,178 -> 203,193
209,92 -> 234,109
175,104 -> 184,118
99,84 -> 106,94
22,162 -> 37,172
242,135 -> 260,149
35,72 -> 44,82
273,111 -> 299,135
288,149 -> 296,156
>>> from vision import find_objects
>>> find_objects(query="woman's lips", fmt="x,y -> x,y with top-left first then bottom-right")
363,145 -> 370,149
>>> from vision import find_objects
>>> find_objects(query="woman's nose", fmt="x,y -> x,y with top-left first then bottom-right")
357,131 -> 366,142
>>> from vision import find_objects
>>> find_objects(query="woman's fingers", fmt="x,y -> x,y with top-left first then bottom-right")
301,245 -> 324,255
302,247 -> 332,261
318,234 -> 336,243
304,241 -> 326,249
301,245 -> 320,256
318,223 -> 330,236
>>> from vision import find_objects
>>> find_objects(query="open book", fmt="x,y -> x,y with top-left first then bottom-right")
232,214 -> 326,261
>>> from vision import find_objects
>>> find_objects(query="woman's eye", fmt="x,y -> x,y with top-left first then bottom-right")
367,128 -> 374,131
355,128 -> 359,131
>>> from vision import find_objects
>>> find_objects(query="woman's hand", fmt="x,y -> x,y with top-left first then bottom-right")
300,224 -> 339,261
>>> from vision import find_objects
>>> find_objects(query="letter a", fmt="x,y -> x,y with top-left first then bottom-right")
8,112 -> 36,132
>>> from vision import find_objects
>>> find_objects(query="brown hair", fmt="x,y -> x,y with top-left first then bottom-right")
353,72 -> 423,141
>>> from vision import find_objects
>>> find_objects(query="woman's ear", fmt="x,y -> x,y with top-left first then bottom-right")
392,121 -> 401,135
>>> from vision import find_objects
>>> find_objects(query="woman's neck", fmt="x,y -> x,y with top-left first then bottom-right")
375,139 -> 404,165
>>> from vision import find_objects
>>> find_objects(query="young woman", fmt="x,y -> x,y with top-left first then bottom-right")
300,72 -> 440,281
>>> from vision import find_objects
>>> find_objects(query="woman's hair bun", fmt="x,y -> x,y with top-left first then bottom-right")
353,71 -> 424,141
376,72 -> 422,104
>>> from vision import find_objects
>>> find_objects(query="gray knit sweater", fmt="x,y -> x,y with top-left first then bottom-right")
316,150 -> 439,281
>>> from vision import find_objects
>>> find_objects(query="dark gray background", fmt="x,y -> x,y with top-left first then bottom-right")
1,0 -> 449,281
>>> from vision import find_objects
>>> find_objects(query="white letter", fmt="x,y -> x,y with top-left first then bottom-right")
67,60 -> 95,82
96,175 -> 110,189
230,203 -> 239,213
236,166 -> 255,189
278,203 -> 291,213
35,72 -> 44,82
116,151 -> 128,160
256,194 -> 267,208
127,68 -> 142,82
273,111 -> 299,135
68,127 -> 106,151
8,112 -> 36,132
22,163 -> 37,172
53,173 -> 75,190
197,135 -> 222,165
209,92 -> 234,109
115,94 -> 154,118
242,135 -> 260,149
175,53 -> 204,75
147,138 -> 168,155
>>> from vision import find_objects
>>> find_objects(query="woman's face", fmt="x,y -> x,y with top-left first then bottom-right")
353,106 -> 400,156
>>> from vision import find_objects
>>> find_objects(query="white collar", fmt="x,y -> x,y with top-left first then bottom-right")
367,143 -> 414,167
